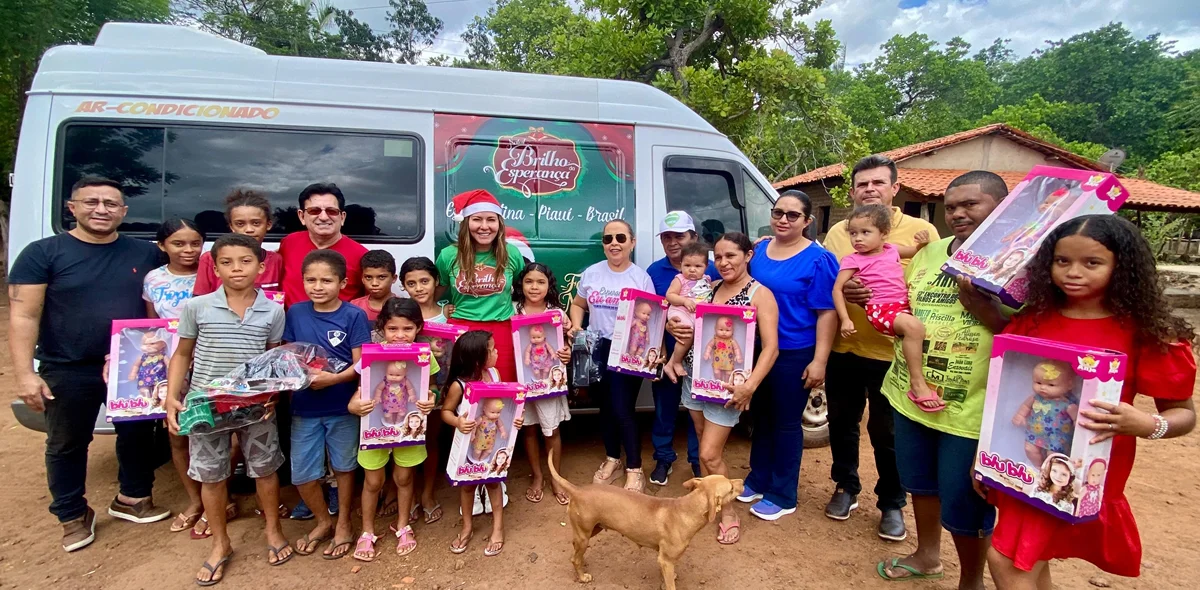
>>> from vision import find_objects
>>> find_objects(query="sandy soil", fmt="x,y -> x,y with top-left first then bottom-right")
0,301 -> 1196,590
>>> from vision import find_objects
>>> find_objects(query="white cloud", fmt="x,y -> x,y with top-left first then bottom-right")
805,0 -> 1200,67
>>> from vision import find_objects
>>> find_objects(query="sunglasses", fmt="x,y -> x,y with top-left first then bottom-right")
304,206 -> 342,217
771,208 -> 806,222
602,233 -> 629,245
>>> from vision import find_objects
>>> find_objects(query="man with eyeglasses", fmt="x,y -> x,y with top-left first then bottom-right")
644,211 -> 719,485
9,176 -> 170,552
278,183 -> 368,307
819,155 -> 939,543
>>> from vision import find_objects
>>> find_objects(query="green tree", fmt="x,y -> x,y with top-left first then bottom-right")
1147,149 -> 1200,192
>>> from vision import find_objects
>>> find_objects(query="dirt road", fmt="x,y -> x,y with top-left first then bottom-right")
1,303 -> 1196,590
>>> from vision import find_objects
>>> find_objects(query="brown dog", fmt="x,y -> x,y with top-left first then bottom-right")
548,451 -> 744,589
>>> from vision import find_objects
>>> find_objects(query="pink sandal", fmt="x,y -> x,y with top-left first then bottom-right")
907,390 -> 945,412
395,525 -> 417,557
352,533 -> 378,562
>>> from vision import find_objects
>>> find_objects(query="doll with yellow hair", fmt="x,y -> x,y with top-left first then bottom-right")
470,398 -> 506,462
1012,359 -> 1079,467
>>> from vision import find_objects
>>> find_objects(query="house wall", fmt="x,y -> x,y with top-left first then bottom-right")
801,183 -> 950,242
898,136 -> 1068,172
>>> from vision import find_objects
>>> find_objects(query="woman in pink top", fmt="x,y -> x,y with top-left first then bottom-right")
830,205 -> 939,411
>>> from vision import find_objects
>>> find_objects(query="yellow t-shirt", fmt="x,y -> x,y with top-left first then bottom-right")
822,207 -> 939,361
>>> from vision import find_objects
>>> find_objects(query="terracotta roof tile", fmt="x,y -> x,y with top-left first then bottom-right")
896,169 -> 1200,212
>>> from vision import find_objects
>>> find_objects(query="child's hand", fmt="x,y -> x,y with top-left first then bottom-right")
348,393 -> 375,417
165,396 -> 185,435
914,230 -> 930,246
308,370 -> 337,390
683,300 -> 697,313
513,415 -> 524,429
416,398 -> 436,414
839,319 -> 857,338
557,345 -> 571,363
458,416 -> 476,434
444,304 -> 456,317
561,314 -> 573,332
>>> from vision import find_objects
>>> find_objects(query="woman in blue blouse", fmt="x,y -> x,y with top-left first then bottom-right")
740,190 -> 838,521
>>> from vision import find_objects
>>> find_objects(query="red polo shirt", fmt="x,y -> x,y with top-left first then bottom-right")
278,231 -> 368,307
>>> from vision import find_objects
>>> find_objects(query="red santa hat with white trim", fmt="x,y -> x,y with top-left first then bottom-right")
451,189 -> 503,222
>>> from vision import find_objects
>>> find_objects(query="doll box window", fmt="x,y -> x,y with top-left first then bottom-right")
512,310 -> 569,400
106,319 -> 179,422
446,382 -> 527,486
607,288 -> 669,379
689,303 -> 757,404
359,343 -> 433,450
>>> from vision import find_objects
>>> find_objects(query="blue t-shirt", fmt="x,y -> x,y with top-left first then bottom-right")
283,301 -> 372,417
749,241 -> 837,350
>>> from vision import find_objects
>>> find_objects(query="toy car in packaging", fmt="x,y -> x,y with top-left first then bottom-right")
607,289 -> 668,379
689,304 -> 756,404
106,319 -> 178,422
446,382 -> 526,486
359,343 -> 433,449
512,310 -> 568,400
974,334 -> 1123,523
177,343 -> 344,436
941,166 -> 1128,307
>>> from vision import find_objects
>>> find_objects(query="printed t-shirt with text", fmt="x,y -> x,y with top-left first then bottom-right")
880,237 -> 1011,439
143,265 -> 197,319
576,261 -> 655,339
435,246 -> 525,322
823,207 -> 939,361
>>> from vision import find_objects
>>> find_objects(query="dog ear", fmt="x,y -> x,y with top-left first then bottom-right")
707,484 -> 724,523
682,478 -> 701,491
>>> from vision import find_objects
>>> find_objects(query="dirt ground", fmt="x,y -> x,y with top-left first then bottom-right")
1,301 -> 1197,590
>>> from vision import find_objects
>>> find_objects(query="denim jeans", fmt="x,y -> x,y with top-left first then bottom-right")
43,365 -> 158,522
650,339 -> 699,465
825,351 -> 906,511
745,347 -> 815,510
594,338 -> 645,469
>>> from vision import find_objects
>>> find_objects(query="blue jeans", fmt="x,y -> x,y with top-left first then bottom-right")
745,347 -> 816,510
290,414 -> 359,485
651,341 -> 699,465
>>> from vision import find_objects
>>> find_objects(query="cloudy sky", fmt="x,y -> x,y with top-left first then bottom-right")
330,0 -> 1200,66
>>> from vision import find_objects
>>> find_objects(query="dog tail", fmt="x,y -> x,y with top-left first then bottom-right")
547,448 -> 580,497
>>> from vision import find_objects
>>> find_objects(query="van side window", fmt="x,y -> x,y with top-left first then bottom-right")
742,169 -> 774,240
58,123 -> 423,242
662,157 -> 740,245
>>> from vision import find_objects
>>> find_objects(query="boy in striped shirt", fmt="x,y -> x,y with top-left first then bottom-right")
166,234 -> 292,585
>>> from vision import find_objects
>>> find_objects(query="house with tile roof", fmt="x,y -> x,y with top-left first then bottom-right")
773,124 -> 1200,240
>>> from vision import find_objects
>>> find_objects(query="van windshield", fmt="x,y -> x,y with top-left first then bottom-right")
58,123 -> 423,242
662,157 -> 775,243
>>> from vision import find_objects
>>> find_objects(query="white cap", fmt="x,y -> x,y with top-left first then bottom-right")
657,211 -> 696,236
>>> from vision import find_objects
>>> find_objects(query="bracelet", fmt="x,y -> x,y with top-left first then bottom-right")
1147,414 -> 1169,440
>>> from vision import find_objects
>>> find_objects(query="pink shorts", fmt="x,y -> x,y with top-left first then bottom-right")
667,306 -> 694,327
865,301 -> 911,337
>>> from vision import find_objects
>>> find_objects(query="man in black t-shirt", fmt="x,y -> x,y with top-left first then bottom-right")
9,176 -> 169,552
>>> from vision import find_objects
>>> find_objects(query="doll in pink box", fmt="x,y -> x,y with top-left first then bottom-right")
470,398 -> 507,462
704,316 -> 744,383
373,360 -> 417,427
1077,458 -> 1106,517
524,325 -> 557,380
128,331 -> 169,402
1011,359 -> 1078,467
625,300 -> 654,361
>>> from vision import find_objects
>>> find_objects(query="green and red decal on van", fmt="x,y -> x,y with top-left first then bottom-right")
434,114 -> 635,306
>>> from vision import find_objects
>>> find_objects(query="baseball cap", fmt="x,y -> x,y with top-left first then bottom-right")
657,211 -> 696,236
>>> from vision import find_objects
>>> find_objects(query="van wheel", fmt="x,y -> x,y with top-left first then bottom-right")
802,387 -> 830,449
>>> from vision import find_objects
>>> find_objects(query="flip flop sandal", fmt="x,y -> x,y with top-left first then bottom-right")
483,538 -> 504,557
525,484 -> 544,503
323,539 -> 354,560
353,533 -> 379,562
717,519 -> 741,545
395,526 -> 417,557
294,533 -> 330,556
195,553 -> 232,587
449,532 -> 473,554
267,542 -> 293,567
171,512 -> 202,533
409,502 -> 422,522
876,558 -> 945,581
906,390 -> 946,412
190,517 -> 212,540
379,498 -> 399,517
423,503 -> 443,525
554,491 -> 570,506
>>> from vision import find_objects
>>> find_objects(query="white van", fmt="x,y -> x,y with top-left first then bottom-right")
9,23 -> 828,443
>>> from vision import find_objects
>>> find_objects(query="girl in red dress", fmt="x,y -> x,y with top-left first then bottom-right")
987,215 -> 1197,587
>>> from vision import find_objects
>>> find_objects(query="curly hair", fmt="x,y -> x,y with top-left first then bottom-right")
847,204 -> 893,234
1036,454 -> 1078,507
1022,215 -> 1194,348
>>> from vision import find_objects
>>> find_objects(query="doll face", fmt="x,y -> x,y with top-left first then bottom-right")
386,362 -> 407,380
483,399 -> 504,421
1048,462 -> 1072,488
634,301 -> 653,323
141,334 -> 166,354
407,413 -> 423,430
1087,462 -> 1105,486
1032,362 -> 1075,400
715,317 -> 735,339
529,326 -> 545,345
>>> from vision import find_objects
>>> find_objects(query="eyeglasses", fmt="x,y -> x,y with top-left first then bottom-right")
71,199 -> 125,211
304,207 -> 343,217
771,208 -> 805,222
602,233 -> 629,245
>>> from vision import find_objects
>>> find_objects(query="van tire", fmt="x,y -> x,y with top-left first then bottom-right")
802,386 -> 830,449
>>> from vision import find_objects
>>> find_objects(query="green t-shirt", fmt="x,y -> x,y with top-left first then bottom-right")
881,237 -> 1008,439
435,246 -> 525,322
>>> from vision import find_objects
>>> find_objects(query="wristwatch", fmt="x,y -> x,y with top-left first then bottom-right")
1147,414 -> 1169,440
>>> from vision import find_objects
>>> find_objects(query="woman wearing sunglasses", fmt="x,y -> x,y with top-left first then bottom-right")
568,219 -> 656,493
435,189 -> 527,381
739,190 -> 838,521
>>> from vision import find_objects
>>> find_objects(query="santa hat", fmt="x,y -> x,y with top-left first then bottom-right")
451,189 -> 503,222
